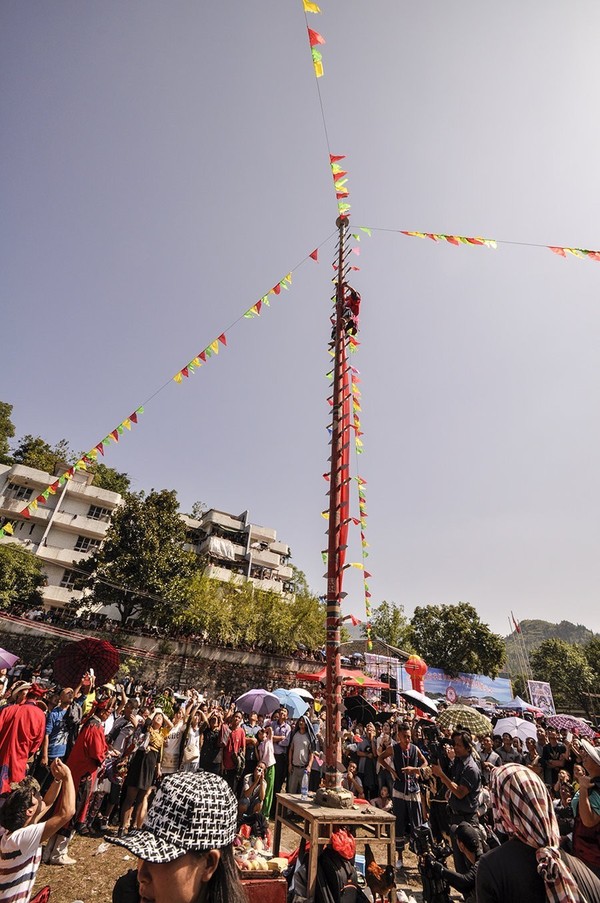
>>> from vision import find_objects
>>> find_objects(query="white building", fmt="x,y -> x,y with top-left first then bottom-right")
0,463 -> 122,610
182,508 -> 294,595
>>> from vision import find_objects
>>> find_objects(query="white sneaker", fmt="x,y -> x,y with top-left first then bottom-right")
49,854 -> 77,866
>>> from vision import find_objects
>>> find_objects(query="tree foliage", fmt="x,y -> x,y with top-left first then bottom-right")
89,463 -> 131,496
363,600 -> 413,651
530,639 -> 597,716
11,435 -> 74,474
0,543 -> 46,610
410,602 -> 506,678
0,401 -> 15,464
177,566 -> 325,654
80,489 -> 200,624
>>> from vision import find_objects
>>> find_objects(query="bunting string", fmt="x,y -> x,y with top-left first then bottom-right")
0,235 -> 335,539
359,226 -> 600,262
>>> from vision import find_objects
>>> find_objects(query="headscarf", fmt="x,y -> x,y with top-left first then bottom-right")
288,715 -> 318,752
489,763 -> 583,903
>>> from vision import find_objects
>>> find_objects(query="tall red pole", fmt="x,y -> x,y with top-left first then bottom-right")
324,216 -> 351,788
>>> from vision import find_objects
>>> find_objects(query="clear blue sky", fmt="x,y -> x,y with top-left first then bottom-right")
3,1 -> 600,636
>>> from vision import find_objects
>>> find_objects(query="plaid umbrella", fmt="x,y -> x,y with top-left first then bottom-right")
436,704 -> 492,735
546,714 -> 596,739
53,637 -> 120,687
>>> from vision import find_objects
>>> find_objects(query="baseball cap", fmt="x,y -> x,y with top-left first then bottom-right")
113,772 -> 237,863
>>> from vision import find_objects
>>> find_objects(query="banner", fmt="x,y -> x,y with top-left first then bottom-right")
527,680 -> 556,716
424,667 -> 513,706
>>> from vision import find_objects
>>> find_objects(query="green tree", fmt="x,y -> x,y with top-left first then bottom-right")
80,489 -> 200,624
531,639 -> 596,715
583,637 -> 600,680
363,600 -> 413,651
410,602 -> 506,678
0,543 -> 46,610
12,435 -> 74,473
0,401 -> 15,464
89,463 -> 131,496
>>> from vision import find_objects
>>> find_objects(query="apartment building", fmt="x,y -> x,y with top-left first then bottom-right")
0,462 -> 122,610
182,508 -> 294,594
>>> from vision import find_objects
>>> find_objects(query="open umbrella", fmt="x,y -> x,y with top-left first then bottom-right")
436,704 -> 492,735
399,689 -> 439,717
343,695 -> 377,724
235,689 -> 281,716
272,688 -> 309,719
53,637 -> 120,687
288,686 -> 314,701
493,716 -> 538,743
0,647 -> 19,670
546,714 -> 596,739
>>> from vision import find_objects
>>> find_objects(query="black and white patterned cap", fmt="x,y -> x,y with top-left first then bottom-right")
113,771 -> 237,863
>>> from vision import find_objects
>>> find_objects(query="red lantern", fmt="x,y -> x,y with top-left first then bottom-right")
404,655 -> 427,694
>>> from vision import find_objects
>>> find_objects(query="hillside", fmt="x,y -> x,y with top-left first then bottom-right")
505,619 -> 598,674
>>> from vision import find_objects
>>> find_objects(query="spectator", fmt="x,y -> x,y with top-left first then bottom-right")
379,720 -> 427,870
432,730 -> 482,874
38,687 -> 74,792
541,729 -> 569,787
497,732 -> 522,764
112,772 -> 247,903
0,685 -> 46,793
222,710 -> 246,795
0,761 -> 75,903
287,716 -> 315,794
269,708 -> 291,814
430,821 -> 482,903
476,762 -> 600,903
572,739 -> 600,879
480,735 -> 502,786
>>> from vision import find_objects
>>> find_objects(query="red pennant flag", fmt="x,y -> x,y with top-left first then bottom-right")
218,333 -> 227,346
330,154 -> 345,163
199,351 -> 207,362
365,591 -> 372,598
310,249 -> 318,261
256,300 -> 262,314
182,367 -> 189,378
445,235 -> 460,246
308,27 -> 325,46
351,517 -> 360,525
349,614 -> 361,626
96,443 -> 105,456
272,284 -> 281,295
51,482 -> 60,493
130,412 -> 138,424
111,430 -> 119,442
549,246 -> 567,257
364,571 -> 372,579
36,495 -> 46,505
22,507 -> 30,519
322,473 -> 330,481
332,170 -> 348,181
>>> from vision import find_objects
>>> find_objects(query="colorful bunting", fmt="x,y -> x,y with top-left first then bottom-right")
308,28 -> 325,46
303,0 -> 321,11
400,231 -> 497,249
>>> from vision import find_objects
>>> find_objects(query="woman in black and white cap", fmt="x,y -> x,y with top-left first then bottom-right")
112,771 -> 246,903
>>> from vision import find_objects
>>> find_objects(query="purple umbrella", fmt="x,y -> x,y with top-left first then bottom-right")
0,647 -> 19,670
235,688 -> 281,716
546,714 -> 596,739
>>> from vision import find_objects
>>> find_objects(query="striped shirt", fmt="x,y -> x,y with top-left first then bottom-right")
0,822 -> 44,903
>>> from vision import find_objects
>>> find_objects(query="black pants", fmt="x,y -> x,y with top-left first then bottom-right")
271,753 -> 288,817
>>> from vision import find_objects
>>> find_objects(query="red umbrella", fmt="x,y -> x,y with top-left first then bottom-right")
53,637 -> 120,687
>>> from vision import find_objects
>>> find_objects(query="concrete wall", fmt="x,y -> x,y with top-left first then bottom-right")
0,614 -> 320,696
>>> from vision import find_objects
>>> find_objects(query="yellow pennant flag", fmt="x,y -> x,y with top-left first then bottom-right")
210,340 -> 219,354
122,419 -> 131,430
303,0 -> 321,11
3,523 -> 13,535
314,60 -> 324,78
174,372 -> 183,384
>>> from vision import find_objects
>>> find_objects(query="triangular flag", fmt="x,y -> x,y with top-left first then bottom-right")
122,419 -> 131,430
22,508 -> 30,519
330,154 -> 345,163
111,430 -> 119,442
218,333 -> 227,346
130,412 -> 138,424
310,249 -> 319,261
256,300 -> 262,314
210,340 -> 219,354
96,443 -> 105,456
174,372 -> 183,383
3,522 -> 13,535
117,425 -> 124,435
199,351 -> 207,362
308,28 -> 325,46
303,0 -> 321,11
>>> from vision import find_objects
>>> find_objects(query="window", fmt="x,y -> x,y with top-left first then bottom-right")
7,482 -> 31,502
59,570 -> 78,589
74,535 -> 100,553
87,505 -> 111,521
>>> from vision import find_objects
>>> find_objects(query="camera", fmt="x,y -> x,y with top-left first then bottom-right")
413,825 -> 453,903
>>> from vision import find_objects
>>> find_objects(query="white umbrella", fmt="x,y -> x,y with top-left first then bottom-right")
494,716 -> 537,743
399,689 -> 439,717
289,687 -> 314,701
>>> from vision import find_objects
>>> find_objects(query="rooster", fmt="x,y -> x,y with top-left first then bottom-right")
364,843 -> 396,903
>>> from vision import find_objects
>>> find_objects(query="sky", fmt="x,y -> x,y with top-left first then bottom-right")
3,1 -> 600,638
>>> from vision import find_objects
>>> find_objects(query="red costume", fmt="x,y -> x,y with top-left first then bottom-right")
0,701 -> 46,792
66,715 -> 108,822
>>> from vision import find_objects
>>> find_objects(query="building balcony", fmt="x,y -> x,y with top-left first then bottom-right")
42,584 -> 84,609
204,564 -> 245,585
247,548 -> 280,568
248,524 -> 277,543
7,464 -> 54,488
249,576 -> 284,594
278,565 -> 293,581
199,536 -> 246,560
270,541 -> 289,556
64,480 -> 121,508
50,511 -> 110,539
36,545 -> 92,568
202,510 -> 245,532
0,496 -> 51,524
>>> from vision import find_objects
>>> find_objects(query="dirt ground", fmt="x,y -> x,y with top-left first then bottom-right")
32,827 -> 427,903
